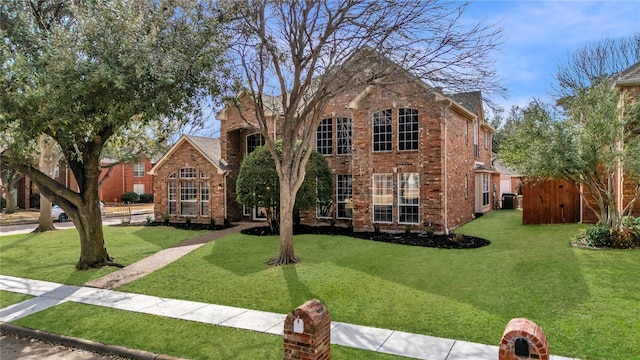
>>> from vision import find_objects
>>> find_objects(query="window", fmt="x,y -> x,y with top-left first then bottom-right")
337,117 -> 352,155
337,174 -> 353,219
53,164 -> 60,179
133,163 -> 145,177
200,170 -> 209,179
398,108 -> 418,151
247,133 -> 265,154
316,118 -> 333,155
398,173 -> 419,224
373,173 -> 393,222
168,182 -> 176,215
474,118 -> 479,158
200,181 -> 209,216
133,184 -> 145,195
482,174 -> 490,206
180,167 -> 196,179
373,109 -> 392,152
180,181 -> 197,216
243,205 -> 252,217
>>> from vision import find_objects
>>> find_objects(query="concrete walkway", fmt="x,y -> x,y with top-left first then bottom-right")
1,224 -> 579,360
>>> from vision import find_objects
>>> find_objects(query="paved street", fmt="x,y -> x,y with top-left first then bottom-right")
0,214 -> 150,236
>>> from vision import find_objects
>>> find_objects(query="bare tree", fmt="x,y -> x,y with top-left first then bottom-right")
226,0 -> 504,265
553,33 -> 640,99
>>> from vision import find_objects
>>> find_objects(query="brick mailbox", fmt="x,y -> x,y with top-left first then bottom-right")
499,318 -> 549,360
283,299 -> 331,360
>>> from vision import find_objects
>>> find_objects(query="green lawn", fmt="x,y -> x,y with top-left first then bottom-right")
2,211 -> 639,359
0,225 -> 206,285
0,290 -> 32,308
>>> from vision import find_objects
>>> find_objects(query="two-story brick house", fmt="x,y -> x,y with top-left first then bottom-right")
151,59 -> 497,232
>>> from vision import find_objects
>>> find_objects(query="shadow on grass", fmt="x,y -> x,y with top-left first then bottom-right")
282,265 -> 317,310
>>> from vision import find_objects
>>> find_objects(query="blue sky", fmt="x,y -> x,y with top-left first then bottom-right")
466,0 -> 640,112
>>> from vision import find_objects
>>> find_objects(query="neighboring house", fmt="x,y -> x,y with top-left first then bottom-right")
12,157 -> 154,209
215,66 -> 496,233
99,158 -> 155,203
148,135 -> 228,224
493,158 -> 522,200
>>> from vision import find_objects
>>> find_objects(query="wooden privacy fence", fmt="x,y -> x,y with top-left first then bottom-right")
522,179 -> 580,225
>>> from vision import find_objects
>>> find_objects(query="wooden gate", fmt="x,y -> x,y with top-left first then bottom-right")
522,179 -> 580,224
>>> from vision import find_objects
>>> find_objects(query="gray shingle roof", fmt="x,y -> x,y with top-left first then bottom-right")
184,135 -> 227,171
615,61 -> 640,86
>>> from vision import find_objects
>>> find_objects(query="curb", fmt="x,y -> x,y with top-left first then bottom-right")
0,322 -> 186,360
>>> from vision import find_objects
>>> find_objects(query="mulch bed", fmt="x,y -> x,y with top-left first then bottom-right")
242,224 -> 490,249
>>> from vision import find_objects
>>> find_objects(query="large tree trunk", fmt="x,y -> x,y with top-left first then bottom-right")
74,205 -> 114,270
268,179 -> 299,266
73,159 -> 118,270
34,195 -> 55,233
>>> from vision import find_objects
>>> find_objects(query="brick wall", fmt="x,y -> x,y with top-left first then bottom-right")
99,158 -> 154,203
220,78 -> 493,232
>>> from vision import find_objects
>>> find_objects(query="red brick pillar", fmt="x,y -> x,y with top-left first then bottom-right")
283,299 -> 330,360
499,318 -> 549,360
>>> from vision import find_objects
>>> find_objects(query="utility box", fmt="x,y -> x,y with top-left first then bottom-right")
502,193 -> 516,209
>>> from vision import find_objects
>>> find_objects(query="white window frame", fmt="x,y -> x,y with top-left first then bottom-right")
482,174 -> 490,206
398,108 -> 419,151
133,163 -> 145,177
398,173 -> 419,224
180,167 -> 196,179
316,117 -> 333,155
200,181 -> 209,216
373,173 -> 393,223
168,182 -> 177,215
133,184 -> 145,195
180,180 -> 197,216
474,118 -> 479,158
373,110 -> 392,152
337,174 -> 353,219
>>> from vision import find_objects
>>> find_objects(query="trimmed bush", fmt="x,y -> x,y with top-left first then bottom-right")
584,224 -> 611,247
139,193 -> 154,203
120,192 -> 139,203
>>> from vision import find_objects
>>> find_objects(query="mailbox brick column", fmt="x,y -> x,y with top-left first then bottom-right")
499,318 -> 549,360
283,299 -> 331,360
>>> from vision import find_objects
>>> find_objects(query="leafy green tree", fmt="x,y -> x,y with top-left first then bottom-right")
1,0 -> 228,269
236,145 -> 332,234
499,81 -> 640,229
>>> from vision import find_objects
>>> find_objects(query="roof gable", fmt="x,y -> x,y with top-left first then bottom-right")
614,61 -> 640,87
148,135 -> 226,175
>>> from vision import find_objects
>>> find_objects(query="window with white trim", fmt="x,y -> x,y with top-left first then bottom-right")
168,182 -> 176,215
247,133 -> 265,154
398,108 -> 418,151
200,170 -> 209,179
482,174 -> 490,206
133,163 -> 145,177
337,174 -> 353,219
398,173 -> 419,224
180,181 -> 197,216
316,118 -> 333,155
484,130 -> 489,149
337,117 -> 352,155
200,181 -> 209,216
373,173 -> 393,222
133,184 -> 145,195
180,167 -> 196,179
373,110 -> 392,152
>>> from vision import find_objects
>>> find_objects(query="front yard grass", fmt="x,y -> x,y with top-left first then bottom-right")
2,211 -> 639,359
0,225 -> 206,285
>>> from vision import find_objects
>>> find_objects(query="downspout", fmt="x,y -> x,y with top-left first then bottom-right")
442,101 -> 451,235
122,163 -> 125,197
223,171 -> 228,222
